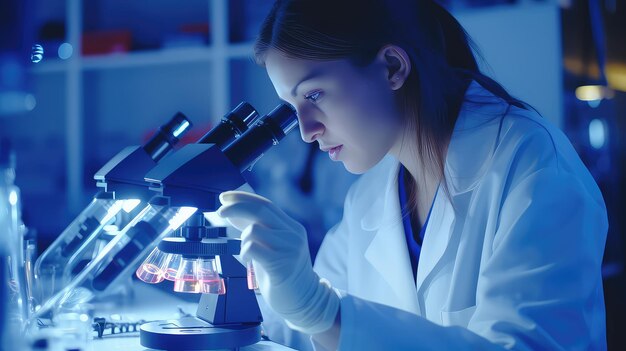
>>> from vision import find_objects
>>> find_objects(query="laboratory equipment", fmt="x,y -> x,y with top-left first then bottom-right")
93,103 -> 296,292
0,138 -> 30,326
33,112 -> 193,305
139,226 -> 263,350
136,104 -> 297,350
30,103 -> 277,323
1,138 -> 31,351
34,102 -> 260,307
1,245 -> 9,350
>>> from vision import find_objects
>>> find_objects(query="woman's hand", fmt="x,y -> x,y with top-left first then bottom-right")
217,190 -> 340,335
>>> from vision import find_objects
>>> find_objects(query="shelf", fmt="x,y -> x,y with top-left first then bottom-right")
31,42 -> 254,73
23,0 -> 246,214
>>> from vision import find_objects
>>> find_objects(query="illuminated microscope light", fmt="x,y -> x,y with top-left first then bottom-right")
137,245 -> 226,295
134,206 -> 198,284
135,247 -> 169,284
173,257 -> 225,294
136,246 -> 224,293
163,253 -> 182,281
98,199 -> 142,225
136,223 -> 252,296
168,207 -> 198,231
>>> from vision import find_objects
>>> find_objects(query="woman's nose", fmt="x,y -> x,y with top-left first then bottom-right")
297,109 -> 324,143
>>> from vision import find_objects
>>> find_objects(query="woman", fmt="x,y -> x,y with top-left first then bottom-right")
217,0 -> 608,349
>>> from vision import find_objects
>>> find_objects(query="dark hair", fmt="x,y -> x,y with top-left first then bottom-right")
254,0 -> 528,213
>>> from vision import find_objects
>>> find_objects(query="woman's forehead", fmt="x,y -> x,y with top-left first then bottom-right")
266,50 -> 359,89
266,50 -> 340,76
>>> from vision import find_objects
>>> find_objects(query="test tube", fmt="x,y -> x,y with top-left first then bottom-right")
247,261 -> 259,291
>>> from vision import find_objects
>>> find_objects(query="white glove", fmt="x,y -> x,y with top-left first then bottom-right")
217,190 -> 340,335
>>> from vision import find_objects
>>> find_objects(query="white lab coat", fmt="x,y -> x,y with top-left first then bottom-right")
312,81 -> 608,350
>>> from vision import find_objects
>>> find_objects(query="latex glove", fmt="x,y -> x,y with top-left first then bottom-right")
217,190 -> 340,335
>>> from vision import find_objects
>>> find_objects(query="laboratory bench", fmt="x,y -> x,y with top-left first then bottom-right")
34,279 -> 295,351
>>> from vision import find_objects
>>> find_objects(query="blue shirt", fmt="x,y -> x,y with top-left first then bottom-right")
398,167 -> 437,281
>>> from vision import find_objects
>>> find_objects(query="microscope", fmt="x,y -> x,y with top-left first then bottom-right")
135,104 -> 298,350
32,103 -> 297,351
32,102 -> 262,320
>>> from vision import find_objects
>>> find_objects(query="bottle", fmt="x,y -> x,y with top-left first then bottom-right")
1,231 -> 15,351
0,137 -> 28,346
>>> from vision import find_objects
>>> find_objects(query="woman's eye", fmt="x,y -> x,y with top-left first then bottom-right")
304,91 -> 323,103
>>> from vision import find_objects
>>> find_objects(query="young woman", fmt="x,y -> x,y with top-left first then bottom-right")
217,0 -> 608,349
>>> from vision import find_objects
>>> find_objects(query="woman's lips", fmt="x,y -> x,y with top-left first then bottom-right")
328,145 -> 343,161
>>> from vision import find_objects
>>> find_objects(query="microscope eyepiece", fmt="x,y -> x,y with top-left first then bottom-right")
198,102 -> 260,147
223,104 -> 298,172
143,112 -> 193,162
267,104 -> 299,136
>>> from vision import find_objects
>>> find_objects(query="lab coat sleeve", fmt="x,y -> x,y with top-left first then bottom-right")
336,167 -> 607,351
469,167 -> 607,350
339,295 -> 506,351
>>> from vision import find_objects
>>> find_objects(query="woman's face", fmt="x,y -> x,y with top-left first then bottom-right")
265,49 -> 404,174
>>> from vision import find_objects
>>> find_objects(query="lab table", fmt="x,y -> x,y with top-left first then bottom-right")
44,280 -> 295,351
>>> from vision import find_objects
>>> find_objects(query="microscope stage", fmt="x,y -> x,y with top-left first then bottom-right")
140,316 -> 262,350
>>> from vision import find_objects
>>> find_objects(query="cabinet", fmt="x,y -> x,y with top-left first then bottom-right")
19,0 -> 277,236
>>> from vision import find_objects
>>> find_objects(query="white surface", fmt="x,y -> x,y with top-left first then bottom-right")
87,282 -> 294,351
92,337 -> 293,351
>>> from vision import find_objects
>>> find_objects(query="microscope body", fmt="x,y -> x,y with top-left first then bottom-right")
139,142 -> 264,350
197,254 -> 262,325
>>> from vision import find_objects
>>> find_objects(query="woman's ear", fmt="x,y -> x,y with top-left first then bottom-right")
378,45 -> 411,90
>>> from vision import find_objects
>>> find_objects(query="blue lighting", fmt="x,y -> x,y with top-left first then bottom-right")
58,43 -> 74,60
173,120 -> 191,138
31,44 -> 44,63
587,99 -> 601,108
588,119 -> 607,149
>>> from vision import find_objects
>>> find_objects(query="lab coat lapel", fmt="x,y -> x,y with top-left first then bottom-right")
362,162 -> 420,315
414,188 -> 456,294
416,81 -> 508,301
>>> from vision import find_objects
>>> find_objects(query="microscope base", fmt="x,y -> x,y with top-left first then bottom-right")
140,317 -> 262,350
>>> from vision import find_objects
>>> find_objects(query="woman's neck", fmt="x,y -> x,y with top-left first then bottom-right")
391,128 -> 444,225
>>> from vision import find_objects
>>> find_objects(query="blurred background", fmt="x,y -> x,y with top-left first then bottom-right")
0,0 -> 624,348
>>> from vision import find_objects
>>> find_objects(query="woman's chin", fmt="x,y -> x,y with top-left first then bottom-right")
343,159 -> 378,175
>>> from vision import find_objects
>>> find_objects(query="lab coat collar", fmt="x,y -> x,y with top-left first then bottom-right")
360,80 -> 506,231
445,80 -> 508,196
360,81 -> 508,312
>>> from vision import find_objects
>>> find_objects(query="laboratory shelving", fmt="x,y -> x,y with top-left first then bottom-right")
28,0 -> 275,214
